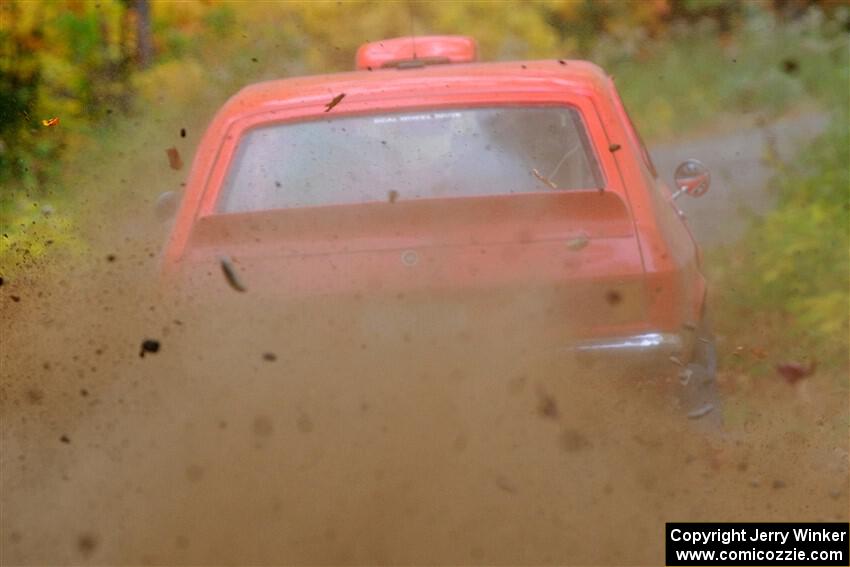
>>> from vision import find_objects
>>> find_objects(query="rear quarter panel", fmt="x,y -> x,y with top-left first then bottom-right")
601,78 -> 707,333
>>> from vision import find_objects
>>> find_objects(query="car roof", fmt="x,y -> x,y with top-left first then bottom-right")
216,59 -> 613,120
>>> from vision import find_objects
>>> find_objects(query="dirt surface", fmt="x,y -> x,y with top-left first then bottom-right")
1,112 -> 847,566
651,111 -> 829,246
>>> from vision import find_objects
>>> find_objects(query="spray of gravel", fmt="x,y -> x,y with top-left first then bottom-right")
1,196 -> 847,566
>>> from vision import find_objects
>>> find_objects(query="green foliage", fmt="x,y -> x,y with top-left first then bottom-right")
0,201 -> 85,274
0,0 -> 245,276
755,119 -> 848,331
710,113 -> 849,365
203,5 -> 235,39
606,7 -> 849,140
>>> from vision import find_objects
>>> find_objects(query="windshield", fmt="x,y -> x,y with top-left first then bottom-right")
217,106 -> 604,213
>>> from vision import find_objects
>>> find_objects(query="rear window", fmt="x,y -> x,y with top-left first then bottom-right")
217,106 -> 605,213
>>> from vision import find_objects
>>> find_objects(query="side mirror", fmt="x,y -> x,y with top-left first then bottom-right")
673,159 -> 710,199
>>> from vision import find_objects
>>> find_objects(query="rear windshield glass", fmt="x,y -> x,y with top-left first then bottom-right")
217,106 -> 604,213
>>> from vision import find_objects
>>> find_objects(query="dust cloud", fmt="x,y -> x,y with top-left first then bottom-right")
1,201 -> 847,566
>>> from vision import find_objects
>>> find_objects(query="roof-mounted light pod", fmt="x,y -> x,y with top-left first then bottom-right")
356,35 -> 478,70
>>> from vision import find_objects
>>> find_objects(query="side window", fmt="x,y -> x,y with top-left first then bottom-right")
609,83 -> 658,178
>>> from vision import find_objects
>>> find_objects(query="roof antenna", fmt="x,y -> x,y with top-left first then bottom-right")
408,1 -> 418,60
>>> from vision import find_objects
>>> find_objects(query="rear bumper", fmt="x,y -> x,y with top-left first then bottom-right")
561,331 -> 693,375
568,332 -> 684,357
562,331 -> 720,423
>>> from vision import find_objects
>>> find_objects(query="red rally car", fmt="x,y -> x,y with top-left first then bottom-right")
162,36 -> 718,420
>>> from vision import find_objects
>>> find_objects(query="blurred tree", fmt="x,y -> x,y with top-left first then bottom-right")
132,0 -> 153,68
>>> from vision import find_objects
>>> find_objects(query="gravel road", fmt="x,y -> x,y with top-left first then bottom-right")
652,112 -> 829,246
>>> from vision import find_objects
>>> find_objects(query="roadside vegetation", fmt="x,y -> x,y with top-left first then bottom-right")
710,113 -> 849,376
1,0 -> 848,366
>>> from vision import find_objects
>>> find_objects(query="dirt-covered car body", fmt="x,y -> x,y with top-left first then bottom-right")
163,36 -> 708,367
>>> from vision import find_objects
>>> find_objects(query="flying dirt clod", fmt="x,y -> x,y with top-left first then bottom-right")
220,256 -> 247,292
